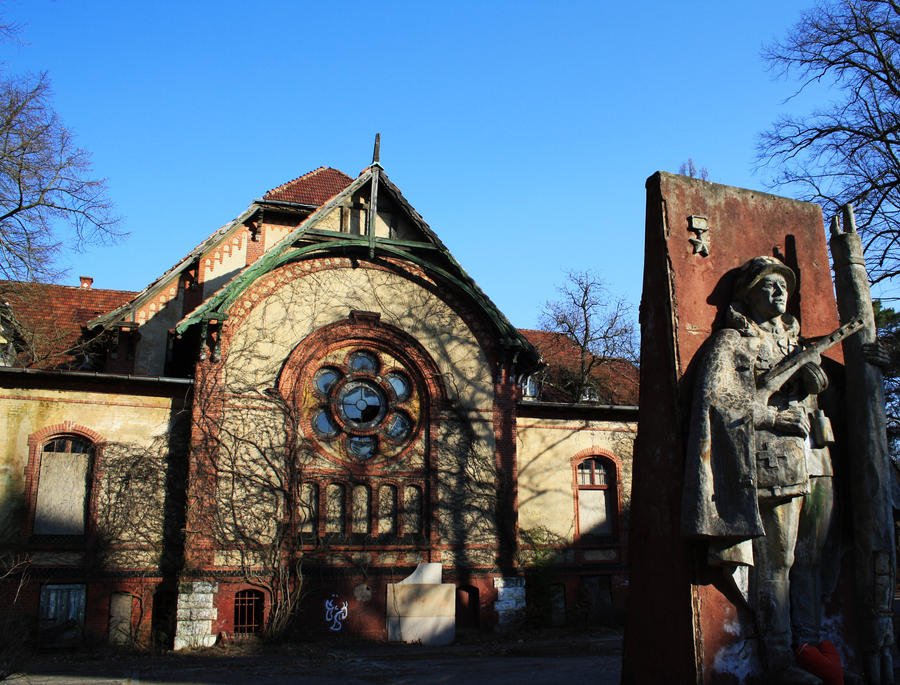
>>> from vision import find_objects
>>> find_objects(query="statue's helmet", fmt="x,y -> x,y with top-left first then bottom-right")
734,256 -> 796,302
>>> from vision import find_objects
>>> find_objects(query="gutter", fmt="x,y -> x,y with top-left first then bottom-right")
0,366 -> 194,386
516,400 -> 638,412
254,198 -> 319,211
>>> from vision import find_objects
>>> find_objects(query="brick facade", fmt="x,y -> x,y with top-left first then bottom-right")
1,164 -> 637,648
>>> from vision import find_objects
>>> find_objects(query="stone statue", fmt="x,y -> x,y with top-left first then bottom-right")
682,256 -> 842,684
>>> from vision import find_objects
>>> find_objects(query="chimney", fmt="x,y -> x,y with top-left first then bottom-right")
80,276 -> 93,289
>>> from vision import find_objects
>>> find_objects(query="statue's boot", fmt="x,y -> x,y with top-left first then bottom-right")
765,643 -> 823,684
767,666 -> 823,685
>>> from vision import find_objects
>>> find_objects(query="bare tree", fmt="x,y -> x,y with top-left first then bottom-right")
0,554 -> 30,680
679,158 -> 709,181
759,0 -> 900,283
537,270 -> 638,403
0,71 -> 121,282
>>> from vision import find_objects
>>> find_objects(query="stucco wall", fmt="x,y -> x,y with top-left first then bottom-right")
515,415 -> 636,543
199,258 -> 502,567
222,261 -> 494,413
133,286 -> 185,376
0,383 -> 187,554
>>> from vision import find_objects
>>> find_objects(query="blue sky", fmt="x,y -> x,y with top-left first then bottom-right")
3,0 -> 851,327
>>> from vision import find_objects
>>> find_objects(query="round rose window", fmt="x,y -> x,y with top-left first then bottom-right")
309,348 -> 418,462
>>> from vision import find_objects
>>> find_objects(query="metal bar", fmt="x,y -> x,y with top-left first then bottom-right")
367,168 -> 379,259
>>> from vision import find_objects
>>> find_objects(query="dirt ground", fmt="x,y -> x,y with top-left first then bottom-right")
4,627 -> 624,685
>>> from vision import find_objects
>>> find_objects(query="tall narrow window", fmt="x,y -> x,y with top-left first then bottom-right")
403,485 -> 423,535
299,483 -> 318,534
34,436 -> 94,536
378,485 -> 397,534
351,485 -> 370,534
576,457 -> 615,539
325,484 -> 346,534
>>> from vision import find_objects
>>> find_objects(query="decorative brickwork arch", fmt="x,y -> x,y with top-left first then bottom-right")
275,311 -> 442,549
278,310 -> 447,472
213,256 -> 503,371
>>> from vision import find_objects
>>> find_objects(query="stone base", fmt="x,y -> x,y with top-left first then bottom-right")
173,581 -> 218,651
387,616 -> 454,645
494,577 -> 525,631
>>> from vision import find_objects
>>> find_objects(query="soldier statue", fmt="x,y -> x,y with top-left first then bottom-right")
682,256 -> 843,684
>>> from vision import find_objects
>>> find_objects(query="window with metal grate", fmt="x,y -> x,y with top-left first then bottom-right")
233,589 -> 264,634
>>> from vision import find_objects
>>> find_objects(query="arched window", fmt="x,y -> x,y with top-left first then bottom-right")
575,457 -> 616,540
233,589 -> 264,634
520,374 -> 541,400
34,435 -> 94,536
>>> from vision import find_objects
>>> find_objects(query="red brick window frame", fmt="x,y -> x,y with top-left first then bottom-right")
572,451 -> 621,544
24,423 -> 104,541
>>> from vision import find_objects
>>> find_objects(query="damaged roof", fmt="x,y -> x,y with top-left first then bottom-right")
519,328 -> 639,406
176,163 -> 542,373
88,167 -> 355,330
1,281 -> 136,368
263,167 -> 354,206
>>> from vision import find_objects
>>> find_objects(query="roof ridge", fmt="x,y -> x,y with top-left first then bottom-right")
0,280 -> 139,296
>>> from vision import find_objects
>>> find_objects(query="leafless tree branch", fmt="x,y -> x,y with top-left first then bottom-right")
537,270 -> 638,403
0,72 -> 122,282
759,0 -> 900,283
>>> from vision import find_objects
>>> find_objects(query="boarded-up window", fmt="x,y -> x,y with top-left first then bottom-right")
34,437 -> 93,535
108,592 -> 133,645
576,458 -> 614,538
325,484 -> 345,534
378,485 -> 397,534
403,485 -> 423,534
351,485 -> 370,534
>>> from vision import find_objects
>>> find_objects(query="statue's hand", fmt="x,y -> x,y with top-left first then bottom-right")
863,341 -> 891,369
774,406 -> 810,437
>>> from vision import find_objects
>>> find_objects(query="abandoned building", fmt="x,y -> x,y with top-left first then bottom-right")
0,162 -> 637,647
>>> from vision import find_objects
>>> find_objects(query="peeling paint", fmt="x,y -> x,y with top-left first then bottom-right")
711,617 -> 760,683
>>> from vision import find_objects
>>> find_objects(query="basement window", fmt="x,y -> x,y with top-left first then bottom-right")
233,589 -> 264,634
39,584 -> 86,647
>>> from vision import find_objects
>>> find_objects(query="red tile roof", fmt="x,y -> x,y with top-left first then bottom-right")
263,167 -> 354,206
518,328 -> 639,405
1,281 -> 136,368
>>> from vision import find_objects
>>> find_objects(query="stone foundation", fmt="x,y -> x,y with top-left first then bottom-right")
174,581 -> 218,650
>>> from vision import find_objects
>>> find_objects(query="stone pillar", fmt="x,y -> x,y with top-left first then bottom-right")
831,208 -> 896,684
173,581 -> 218,650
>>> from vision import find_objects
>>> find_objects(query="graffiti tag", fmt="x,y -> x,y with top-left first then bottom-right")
324,595 -> 348,631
